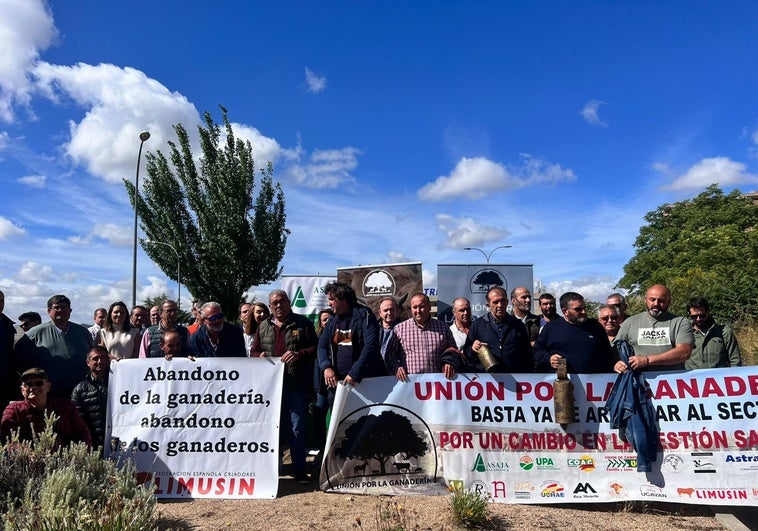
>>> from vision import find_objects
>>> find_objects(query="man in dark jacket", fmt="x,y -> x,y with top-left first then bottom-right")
251,290 -> 317,484
188,302 -> 246,357
463,287 -> 533,373
71,346 -> 110,452
0,290 -> 17,405
318,282 -> 384,396
534,292 -> 616,373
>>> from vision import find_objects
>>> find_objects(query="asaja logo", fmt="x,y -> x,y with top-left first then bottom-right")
519,456 -> 534,471
362,270 -> 396,297
292,286 -> 307,308
471,454 -> 508,472
567,455 -> 596,472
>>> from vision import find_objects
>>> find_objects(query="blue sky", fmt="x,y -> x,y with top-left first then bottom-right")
1,0 -> 757,324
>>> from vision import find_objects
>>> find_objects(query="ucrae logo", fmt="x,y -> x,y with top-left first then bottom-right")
540,482 -> 565,498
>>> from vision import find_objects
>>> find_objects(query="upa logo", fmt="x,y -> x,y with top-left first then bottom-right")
567,455 -> 596,472
362,270 -> 396,297
519,456 -> 534,471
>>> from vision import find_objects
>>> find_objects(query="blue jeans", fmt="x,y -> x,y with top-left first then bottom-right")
281,388 -> 308,476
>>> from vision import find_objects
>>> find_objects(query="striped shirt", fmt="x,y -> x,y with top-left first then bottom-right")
386,317 -> 456,374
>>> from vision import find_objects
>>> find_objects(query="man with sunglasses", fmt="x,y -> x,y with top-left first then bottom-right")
684,297 -> 742,370
534,291 -> 615,373
1,368 -> 91,448
138,300 -> 189,358
598,304 -> 622,343
188,302 -> 246,357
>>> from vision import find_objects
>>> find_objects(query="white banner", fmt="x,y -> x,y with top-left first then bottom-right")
280,275 -> 336,322
319,368 -> 758,506
106,358 -> 284,499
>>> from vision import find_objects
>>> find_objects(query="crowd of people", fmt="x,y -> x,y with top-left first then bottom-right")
0,282 -> 744,483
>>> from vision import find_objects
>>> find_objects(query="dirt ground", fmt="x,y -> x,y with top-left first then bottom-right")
156,475 -> 723,531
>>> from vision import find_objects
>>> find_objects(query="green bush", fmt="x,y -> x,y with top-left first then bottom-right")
449,485 -> 490,529
0,411 -> 157,530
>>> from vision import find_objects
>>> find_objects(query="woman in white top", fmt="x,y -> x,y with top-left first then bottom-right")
98,301 -> 140,360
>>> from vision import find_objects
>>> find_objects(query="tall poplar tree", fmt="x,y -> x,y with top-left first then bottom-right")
124,107 -> 288,321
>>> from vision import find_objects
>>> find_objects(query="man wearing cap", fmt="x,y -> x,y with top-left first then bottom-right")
13,294 -> 93,398
1,368 -> 91,448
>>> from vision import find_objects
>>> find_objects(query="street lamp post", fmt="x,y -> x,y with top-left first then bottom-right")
131,131 -> 151,308
464,245 -> 513,263
145,240 -> 181,308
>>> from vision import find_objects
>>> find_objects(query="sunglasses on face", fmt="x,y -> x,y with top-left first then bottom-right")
22,380 -> 46,388
599,316 -> 618,322
205,313 -> 225,322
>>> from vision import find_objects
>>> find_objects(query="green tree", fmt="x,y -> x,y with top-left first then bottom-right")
125,107 -> 288,321
617,185 -> 757,322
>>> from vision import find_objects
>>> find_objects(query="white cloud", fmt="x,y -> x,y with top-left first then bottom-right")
543,275 -> 619,304
32,62 -> 199,183
17,260 -> 53,282
418,154 -> 576,202
0,216 -> 26,239
304,67 -> 327,94
17,173 -> 46,187
0,0 -> 56,122
284,146 -> 360,188
68,222 -> 132,247
580,99 -> 608,127
435,214 -> 510,249
663,156 -> 758,191
418,157 -> 515,201
228,122 -> 283,169
388,250 -> 411,263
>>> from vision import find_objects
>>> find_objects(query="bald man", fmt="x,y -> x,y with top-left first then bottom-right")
614,284 -> 694,374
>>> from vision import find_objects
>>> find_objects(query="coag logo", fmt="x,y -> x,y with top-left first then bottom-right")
566,455 -> 595,472
519,456 -> 534,471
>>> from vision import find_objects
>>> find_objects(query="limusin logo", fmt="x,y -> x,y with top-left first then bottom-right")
567,455 -> 596,472
471,454 -> 509,473
362,270 -> 396,297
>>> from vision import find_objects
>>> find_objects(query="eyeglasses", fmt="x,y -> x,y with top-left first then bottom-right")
22,380 -> 46,389
689,313 -> 707,320
205,313 -> 225,322
599,315 -> 618,322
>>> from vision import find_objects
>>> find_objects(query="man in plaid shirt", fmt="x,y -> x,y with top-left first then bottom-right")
385,293 -> 458,381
